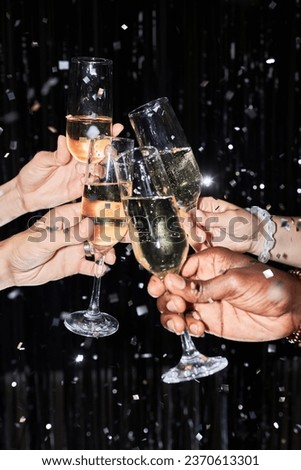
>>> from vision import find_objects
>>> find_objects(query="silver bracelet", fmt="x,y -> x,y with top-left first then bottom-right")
247,206 -> 277,263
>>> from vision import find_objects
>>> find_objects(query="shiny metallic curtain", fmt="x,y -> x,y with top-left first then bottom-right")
0,0 -> 300,450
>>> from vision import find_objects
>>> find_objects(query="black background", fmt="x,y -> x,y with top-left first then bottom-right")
0,0 -> 300,450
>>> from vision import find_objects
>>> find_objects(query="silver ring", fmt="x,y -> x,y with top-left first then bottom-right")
83,241 -> 94,258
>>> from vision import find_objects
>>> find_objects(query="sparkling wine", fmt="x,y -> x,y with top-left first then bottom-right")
159,147 -> 202,210
82,183 -> 127,247
66,115 -> 112,162
125,196 -> 189,277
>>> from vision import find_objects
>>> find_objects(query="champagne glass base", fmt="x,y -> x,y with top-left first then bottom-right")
64,311 -> 119,338
161,354 -> 228,384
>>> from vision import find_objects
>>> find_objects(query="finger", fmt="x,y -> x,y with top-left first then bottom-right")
180,248 -> 252,279
158,292 -> 187,314
147,275 -> 165,298
160,310 -> 206,337
185,217 -> 206,241
196,208 -> 239,229
94,247 -> 116,265
185,314 -> 206,337
47,202 -> 101,227
162,272 -> 213,304
112,123 -> 124,136
31,150 -> 58,170
40,206 -> 117,263
55,135 -> 72,165
160,312 -> 186,335
183,214 -> 206,252
179,256 -> 200,278
27,214 -> 92,250
119,231 -> 131,243
180,212 -> 204,251
164,269 -> 241,306
78,258 -> 97,276
39,203 -> 83,230
104,248 -> 116,265
197,197 -> 238,212
33,243 -> 96,283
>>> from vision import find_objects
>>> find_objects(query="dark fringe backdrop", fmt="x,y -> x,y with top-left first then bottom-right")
0,0 -> 300,450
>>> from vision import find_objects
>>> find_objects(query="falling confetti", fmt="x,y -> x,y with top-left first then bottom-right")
263,269 -> 274,279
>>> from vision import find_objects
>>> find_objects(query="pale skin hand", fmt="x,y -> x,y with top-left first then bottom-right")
147,247 -> 301,342
0,123 -> 124,226
0,203 -> 116,290
15,135 -> 82,212
189,196 -> 301,267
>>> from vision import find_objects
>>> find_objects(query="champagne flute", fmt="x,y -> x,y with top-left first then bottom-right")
128,98 -> 228,382
63,55 -> 119,338
64,137 -> 134,338
65,55 -> 113,258
128,96 -> 201,214
66,56 -> 113,163
114,146 -> 228,383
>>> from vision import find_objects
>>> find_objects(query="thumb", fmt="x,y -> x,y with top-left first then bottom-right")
163,272 -> 226,305
63,216 -> 94,246
112,123 -> 124,136
55,135 -> 72,165
77,216 -> 94,241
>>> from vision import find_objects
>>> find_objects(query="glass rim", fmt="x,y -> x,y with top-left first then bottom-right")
109,136 -> 135,143
128,96 -> 169,117
115,145 -> 159,160
70,56 -> 113,65
133,145 -> 159,153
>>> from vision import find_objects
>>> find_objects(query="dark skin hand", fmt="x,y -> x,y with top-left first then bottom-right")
147,247 -> 301,342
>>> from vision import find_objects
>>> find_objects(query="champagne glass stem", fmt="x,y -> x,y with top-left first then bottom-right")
64,249 -> 119,338
180,329 -> 203,357
85,255 -> 105,319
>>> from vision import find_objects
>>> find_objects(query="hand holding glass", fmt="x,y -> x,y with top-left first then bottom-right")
128,98 -> 228,381
115,146 -> 227,383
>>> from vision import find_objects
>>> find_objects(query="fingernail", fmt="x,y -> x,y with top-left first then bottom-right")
166,320 -> 175,333
166,300 -> 177,312
57,135 -> 62,148
172,276 -> 186,289
189,324 -> 200,336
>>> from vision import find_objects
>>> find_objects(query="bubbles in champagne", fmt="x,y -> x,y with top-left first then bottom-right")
160,147 -> 202,210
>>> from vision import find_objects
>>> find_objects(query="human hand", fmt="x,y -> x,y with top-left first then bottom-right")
15,123 -> 124,213
147,247 -> 301,342
15,135 -> 82,212
0,203 -> 116,289
188,196 -> 263,254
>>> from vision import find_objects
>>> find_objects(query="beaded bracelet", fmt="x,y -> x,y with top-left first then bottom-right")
286,269 -> 301,345
247,206 -> 277,263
